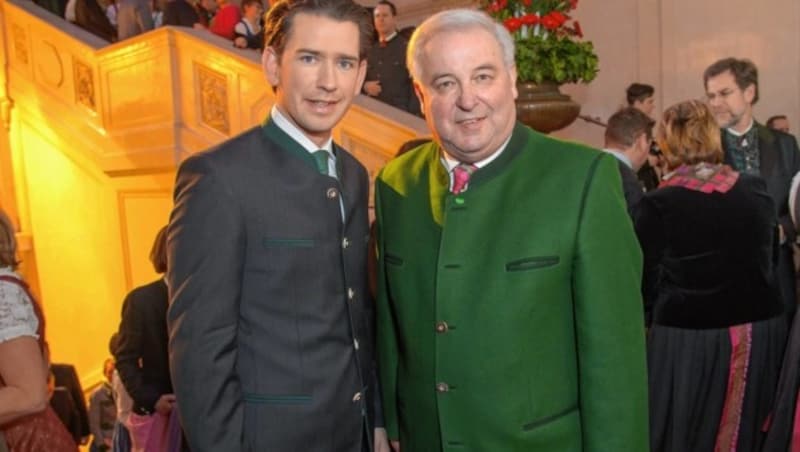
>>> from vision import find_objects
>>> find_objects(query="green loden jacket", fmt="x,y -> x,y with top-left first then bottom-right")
375,123 -> 649,452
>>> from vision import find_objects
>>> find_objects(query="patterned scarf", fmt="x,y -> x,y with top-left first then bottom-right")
660,162 -> 739,194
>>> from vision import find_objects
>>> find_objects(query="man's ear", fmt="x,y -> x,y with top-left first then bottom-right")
353,59 -> 368,96
262,46 -> 280,88
743,83 -> 756,104
414,82 -> 425,112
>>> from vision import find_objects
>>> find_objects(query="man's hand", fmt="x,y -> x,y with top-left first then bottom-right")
374,427 -> 390,452
364,80 -> 382,97
391,440 -> 401,452
234,37 -> 247,49
155,394 -> 177,415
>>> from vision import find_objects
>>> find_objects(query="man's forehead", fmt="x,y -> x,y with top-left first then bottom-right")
283,13 -> 360,51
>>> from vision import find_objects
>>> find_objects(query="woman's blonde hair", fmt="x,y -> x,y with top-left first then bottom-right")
0,209 -> 19,269
657,99 -> 723,171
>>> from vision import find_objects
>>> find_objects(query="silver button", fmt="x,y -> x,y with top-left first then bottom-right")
435,321 -> 449,333
348,288 -> 355,300
354,338 -> 360,350
342,237 -> 350,249
435,382 -> 449,393
327,188 -> 338,199
352,392 -> 362,402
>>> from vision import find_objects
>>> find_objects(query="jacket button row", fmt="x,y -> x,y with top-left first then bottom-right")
352,392 -> 362,402
327,188 -> 338,199
435,321 -> 449,333
342,237 -> 350,249
435,382 -> 449,393
348,288 -> 355,300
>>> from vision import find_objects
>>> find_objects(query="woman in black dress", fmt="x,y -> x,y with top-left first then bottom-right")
635,99 -> 787,452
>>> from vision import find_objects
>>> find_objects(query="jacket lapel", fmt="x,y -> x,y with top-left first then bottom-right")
758,123 -> 778,181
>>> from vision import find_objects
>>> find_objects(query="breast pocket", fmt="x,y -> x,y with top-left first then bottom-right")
505,255 -> 560,272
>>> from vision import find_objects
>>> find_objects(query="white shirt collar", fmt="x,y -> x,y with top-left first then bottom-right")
270,106 -> 334,156
725,118 -> 754,137
603,148 -> 632,169
440,134 -> 512,172
381,31 -> 398,42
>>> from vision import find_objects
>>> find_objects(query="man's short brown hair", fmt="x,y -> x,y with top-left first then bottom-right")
150,226 -> 168,274
657,99 -> 723,170
0,209 -> 19,269
703,57 -> 759,104
605,107 -> 655,148
263,0 -> 373,60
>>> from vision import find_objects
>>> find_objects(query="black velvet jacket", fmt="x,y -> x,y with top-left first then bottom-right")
635,173 -> 784,329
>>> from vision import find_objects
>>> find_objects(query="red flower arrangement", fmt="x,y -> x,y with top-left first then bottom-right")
481,0 -> 598,84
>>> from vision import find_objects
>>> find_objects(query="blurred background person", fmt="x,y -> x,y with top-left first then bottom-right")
627,82 -> 656,117
635,99 -> 786,452
88,358 -> 116,452
232,0 -> 262,50
767,114 -> 791,134
0,208 -> 76,451
113,226 -> 177,451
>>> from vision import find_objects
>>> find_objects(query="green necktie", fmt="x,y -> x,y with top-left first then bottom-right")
312,150 -> 329,176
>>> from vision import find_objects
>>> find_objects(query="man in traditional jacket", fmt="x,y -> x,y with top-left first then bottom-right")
374,9 -> 649,452
167,1 -> 386,450
704,57 -> 800,316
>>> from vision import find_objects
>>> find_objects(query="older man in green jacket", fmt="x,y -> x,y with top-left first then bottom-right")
374,9 -> 649,452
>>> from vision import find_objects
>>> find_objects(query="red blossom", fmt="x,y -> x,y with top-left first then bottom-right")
520,13 -> 539,26
573,20 -> 583,38
569,0 -> 578,10
521,0 -> 531,5
503,17 -> 523,32
551,11 -> 567,26
540,12 -> 563,30
486,1 -> 501,13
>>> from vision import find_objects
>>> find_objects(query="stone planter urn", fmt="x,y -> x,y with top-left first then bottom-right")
515,81 -> 581,134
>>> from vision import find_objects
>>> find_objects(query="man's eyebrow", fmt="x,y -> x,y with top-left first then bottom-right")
295,48 -> 359,61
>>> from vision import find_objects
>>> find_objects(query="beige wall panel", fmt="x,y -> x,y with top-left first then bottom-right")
102,51 -> 173,130
659,0 -> 800,127
17,119 -> 125,385
117,190 -> 173,290
553,0 -> 640,146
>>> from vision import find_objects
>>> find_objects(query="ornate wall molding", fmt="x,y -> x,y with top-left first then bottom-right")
195,63 -> 229,136
72,58 -> 95,111
11,23 -> 27,65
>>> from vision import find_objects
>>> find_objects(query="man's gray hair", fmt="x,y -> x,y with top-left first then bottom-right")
406,8 -> 516,82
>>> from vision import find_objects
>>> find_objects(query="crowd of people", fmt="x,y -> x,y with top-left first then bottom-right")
32,0 -> 269,50
4,0 -> 800,451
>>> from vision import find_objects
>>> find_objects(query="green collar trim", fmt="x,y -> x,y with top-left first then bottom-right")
261,117 -> 341,177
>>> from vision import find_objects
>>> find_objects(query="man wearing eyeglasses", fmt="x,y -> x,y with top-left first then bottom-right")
704,57 -> 800,317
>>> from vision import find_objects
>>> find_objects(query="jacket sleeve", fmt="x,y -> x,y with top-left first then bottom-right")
114,290 -> 161,412
572,154 -> 649,452
374,175 -> 399,440
780,134 -> 800,242
167,155 -> 245,451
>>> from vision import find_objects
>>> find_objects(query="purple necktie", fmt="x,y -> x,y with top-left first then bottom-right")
451,163 -> 477,194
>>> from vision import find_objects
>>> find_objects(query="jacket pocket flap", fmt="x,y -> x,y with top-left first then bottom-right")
263,238 -> 315,248
242,393 -> 312,405
522,404 -> 578,432
384,253 -> 404,266
506,256 -> 560,272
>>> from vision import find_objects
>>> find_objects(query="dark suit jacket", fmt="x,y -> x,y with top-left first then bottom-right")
722,124 -> 800,312
114,278 -> 172,415
162,0 -> 199,27
364,34 -> 420,115
167,121 -> 375,452
51,363 -> 90,439
614,158 -> 644,214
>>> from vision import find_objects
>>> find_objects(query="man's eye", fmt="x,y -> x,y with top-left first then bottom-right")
338,60 -> 355,70
300,55 -> 317,63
